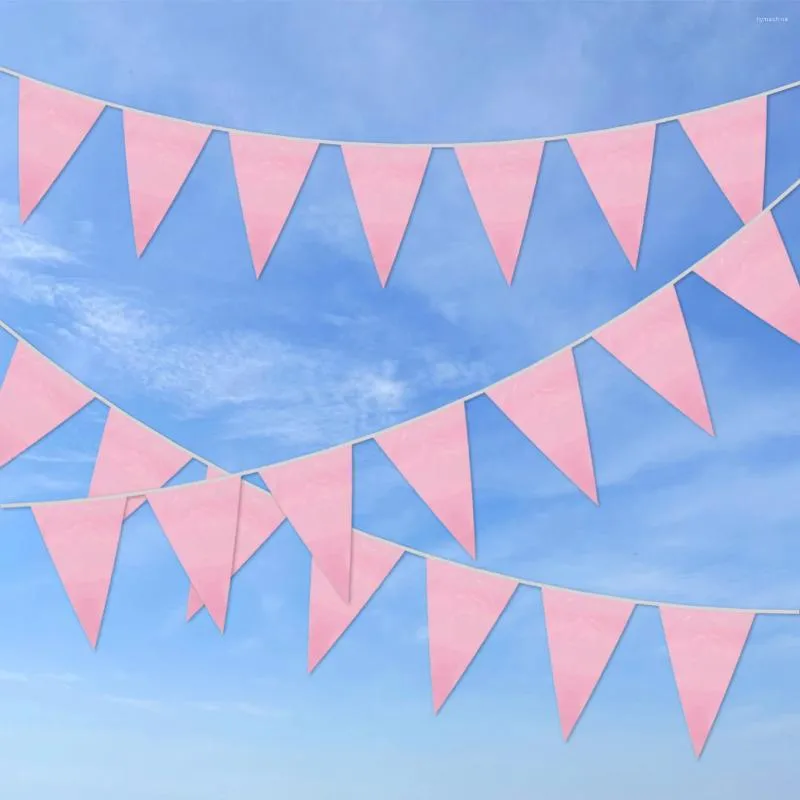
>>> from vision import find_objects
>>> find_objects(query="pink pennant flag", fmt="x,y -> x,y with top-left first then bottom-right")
542,588 -> 634,740
569,124 -> 656,268
33,497 -> 127,647
123,110 -> 211,256
341,144 -> 431,286
376,404 -> 476,558
0,343 -> 92,468
680,96 -> 767,223
261,446 -> 353,601
18,79 -> 105,222
187,481 -> 284,620
660,606 -> 754,757
695,212 -> 800,343
230,133 -> 318,278
89,409 -> 191,517
594,286 -> 714,434
487,350 -> 597,502
148,477 -> 241,632
308,531 -> 403,671
426,560 -> 517,712
455,141 -> 544,283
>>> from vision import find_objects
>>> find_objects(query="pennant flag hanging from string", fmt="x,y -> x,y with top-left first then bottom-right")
341,144 -> 431,286
148,477 -> 242,632
308,531 -> 404,672
486,349 -> 597,502
33,497 -> 127,647
0,343 -> 92,468
455,141 -> 544,284
18,79 -> 105,223
695,212 -> 800,344
426,560 -> 517,712
541,588 -> 634,740
679,96 -> 767,223
89,409 -> 191,517
660,607 -> 754,757
568,124 -> 656,268
261,446 -> 354,602
123,110 -> 211,256
187,481 -> 285,620
593,286 -> 714,434
229,133 -> 318,278
376,404 -> 476,558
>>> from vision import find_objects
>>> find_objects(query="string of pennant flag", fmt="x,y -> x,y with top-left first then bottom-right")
8,66 -> 793,285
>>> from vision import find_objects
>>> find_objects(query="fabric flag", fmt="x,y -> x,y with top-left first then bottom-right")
569,124 -> 656,268
0,343 -> 92,468
660,606 -> 754,757
695,212 -> 800,344
341,144 -> 431,286
187,481 -> 285,620
594,286 -> 714,434
376,404 -> 476,558
18,79 -> 105,222
148,477 -> 242,632
89,409 -> 191,517
455,141 -> 544,283
308,531 -> 404,672
541,588 -> 634,740
33,497 -> 127,647
679,96 -> 767,223
486,349 -> 597,502
261,445 -> 353,602
123,110 -> 211,255
426,560 -> 517,712
229,133 -> 318,277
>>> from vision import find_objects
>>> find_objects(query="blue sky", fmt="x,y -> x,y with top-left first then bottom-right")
0,2 -> 798,798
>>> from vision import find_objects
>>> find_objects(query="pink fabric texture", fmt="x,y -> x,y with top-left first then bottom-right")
341,144 -> 430,286
18,79 -> 104,222
123,110 -> 211,255
542,588 -> 634,740
594,286 -> 714,434
34,497 -> 127,647
455,141 -> 544,283
376,404 -> 476,558
487,349 -> 597,502
426,560 -> 517,712
660,607 -> 754,757
229,133 -> 318,277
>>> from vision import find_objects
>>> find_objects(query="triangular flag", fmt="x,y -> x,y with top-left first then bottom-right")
376,404 -> 476,558
33,497 -> 127,647
229,133 -> 318,278
487,349 -> 597,502
89,409 -> 191,517
541,588 -> 634,740
18,79 -> 104,222
680,96 -> 767,222
569,124 -> 656,268
0,343 -> 92,468
261,446 -> 353,601
594,286 -> 714,434
148,477 -> 241,632
308,531 -> 403,672
187,481 -> 285,620
660,607 -> 754,757
455,141 -> 544,283
341,144 -> 430,286
695,212 -> 800,343
123,110 -> 211,255
426,560 -> 517,712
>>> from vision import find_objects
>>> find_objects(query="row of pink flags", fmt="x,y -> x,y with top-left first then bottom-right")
19,75 -> 770,285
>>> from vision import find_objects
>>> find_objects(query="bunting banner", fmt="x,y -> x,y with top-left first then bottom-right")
8,68 -> 786,284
